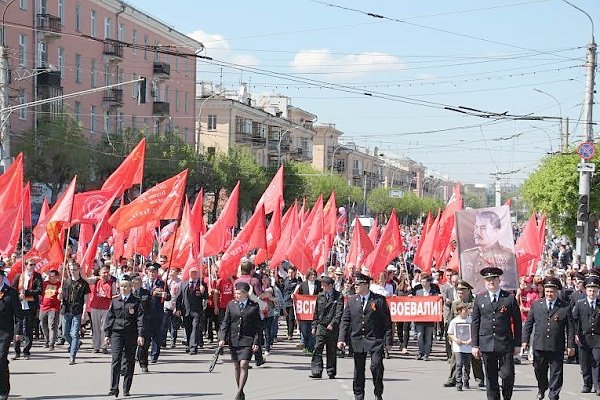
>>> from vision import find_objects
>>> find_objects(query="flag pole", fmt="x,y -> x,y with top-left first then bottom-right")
165,194 -> 186,288
60,178 -> 77,288
20,185 -> 25,277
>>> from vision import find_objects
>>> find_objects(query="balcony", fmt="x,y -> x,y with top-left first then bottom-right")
153,61 -> 171,79
235,132 -> 252,144
152,101 -> 170,116
251,134 -> 266,146
352,168 -> 362,178
37,86 -> 63,123
36,69 -> 61,87
103,39 -> 124,61
290,147 -> 312,161
103,89 -> 124,108
36,14 -> 61,38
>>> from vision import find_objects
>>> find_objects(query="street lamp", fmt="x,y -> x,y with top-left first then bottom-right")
330,144 -> 347,174
534,88 -> 567,152
195,90 -> 224,154
277,125 -> 301,167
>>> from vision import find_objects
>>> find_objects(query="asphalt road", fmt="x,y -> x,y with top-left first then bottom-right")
5,326 -> 591,400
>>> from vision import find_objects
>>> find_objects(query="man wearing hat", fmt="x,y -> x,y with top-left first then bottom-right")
471,266 -> 522,400
522,277 -> 575,400
218,281 -> 262,400
0,268 -> 23,400
572,275 -> 600,393
338,272 -> 392,400
309,276 -> 344,379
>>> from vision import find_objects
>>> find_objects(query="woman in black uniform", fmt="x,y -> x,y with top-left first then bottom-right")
218,282 -> 261,400
104,278 -> 145,398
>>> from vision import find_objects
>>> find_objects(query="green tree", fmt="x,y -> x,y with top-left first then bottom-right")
13,117 -> 92,202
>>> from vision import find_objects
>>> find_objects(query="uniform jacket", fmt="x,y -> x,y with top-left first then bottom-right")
471,289 -> 522,352
132,287 -> 154,333
144,279 -> 170,318
103,295 -> 145,338
218,299 -> 261,348
573,297 -> 600,348
12,271 -> 43,311
176,280 -> 208,316
0,284 -> 23,337
338,291 -> 393,353
311,289 -> 344,332
523,297 -> 575,352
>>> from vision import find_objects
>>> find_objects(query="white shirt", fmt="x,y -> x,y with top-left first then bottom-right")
360,294 -> 370,310
122,295 -> 129,302
488,290 -> 501,302
546,300 -> 555,310
588,297 -> 597,308
21,272 -> 32,310
308,281 -> 316,295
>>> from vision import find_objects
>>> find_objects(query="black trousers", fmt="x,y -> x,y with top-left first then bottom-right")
447,351 -> 485,383
202,308 -> 219,341
285,306 -> 296,337
184,311 -> 203,350
353,348 -> 385,398
579,344 -> 600,390
396,322 -> 411,349
14,309 -> 34,356
533,350 -> 564,400
110,331 -> 136,394
482,351 -> 515,400
311,326 -> 338,377
0,333 -> 11,396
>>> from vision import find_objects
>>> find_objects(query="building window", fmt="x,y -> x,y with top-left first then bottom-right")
118,23 -> 124,41
301,138 -> 309,150
90,59 -> 96,88
174,90 -> 179,112
18,34 -> 26,66
75,4 -> 81,31
104,63 -> 111,86
74,101 -> 81,122
184,92 -> 188,114
90,10 -> 96,37
37,41 -> 47,67
117,112 -> 124,134
57,47 -> 64,78
90,105 -> 97,132
19,0 -> 26,10
207,115 -> 217,131
132,30 -> 137,54
131,74 -> 139,98
117,69 -> 124,84
143,35 -> 148,60
132,115 -> 137,132
58,0 -> 64,25
104,17 -> 111,39
154,46 -> 160,62
164,85 -> 169,102
18,90 -> 26,119
74,54 -> 81,83
103,111 -> 110,133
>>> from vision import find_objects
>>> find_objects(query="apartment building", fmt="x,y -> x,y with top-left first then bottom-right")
2,0 -> 201,162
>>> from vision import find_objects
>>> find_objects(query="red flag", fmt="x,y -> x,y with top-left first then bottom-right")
365,210 -> 403,277
269,202 -> 299,268
347,217 -> 374,268
102,138 -> 145,196
504,198 -> 513,207
0,153 -> 24,212
158,221 -> 177,244
81,219 -> 105,276
108,170 -> 187,232
256,165 -> 284,215
182,246 -> 202,281
286,215 -> 314,274
336,213 -> 348,235
413,210 -> 440,273
123,222 -> 156,258
22,183 -> 31,228
515,213 -> 540,277
432,184 -> 462,263
323,192 -> 337,236
254,200 -> 282,264
161,199 -> 199,267
218,205 -> 267,279
368,217 -> 380,245
203,182 -> 240,256
190,188 -> 206,235
33,176 -> 77,252
76,223 -> 94,264
72,188 -> 120,225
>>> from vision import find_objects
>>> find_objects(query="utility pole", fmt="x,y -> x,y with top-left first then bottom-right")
0,44 -> 10,173
490,170 -> 520,207
561,117 -> 569,153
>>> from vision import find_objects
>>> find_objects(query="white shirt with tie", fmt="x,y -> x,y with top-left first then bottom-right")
488,290 -> 501,303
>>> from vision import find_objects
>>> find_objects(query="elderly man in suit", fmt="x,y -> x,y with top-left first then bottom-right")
523,276 -> 575,400
414,273 -> 441,361
218,282 -> 262,400
338,272 -> 392,400
442,272 -> 459,358
309,276 -> 344,379
176,266 -> 207,355
471,267 -> 522,400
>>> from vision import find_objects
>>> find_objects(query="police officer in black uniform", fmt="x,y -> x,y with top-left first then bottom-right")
471,267 -> 522,400
0,269 -> 23,400
104,278 -> 145,398
309,276 -> 344,379
522,277 -> 575,400
338,272 -> 392,400
572,275 -> 600,394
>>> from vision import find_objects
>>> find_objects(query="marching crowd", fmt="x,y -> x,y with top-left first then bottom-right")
0,228 -> 598,400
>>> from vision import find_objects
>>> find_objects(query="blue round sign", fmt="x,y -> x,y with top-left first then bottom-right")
578,142 -> 596,160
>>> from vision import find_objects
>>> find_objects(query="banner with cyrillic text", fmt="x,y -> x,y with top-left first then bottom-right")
293,294 -> 317,321
387,296 -> 443,322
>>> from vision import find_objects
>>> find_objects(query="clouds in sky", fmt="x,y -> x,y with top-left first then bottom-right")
290,49 -> 404,78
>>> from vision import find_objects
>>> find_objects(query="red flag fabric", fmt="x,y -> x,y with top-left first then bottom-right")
0,153 -> 24,212
72,188 -> 119,225
515,213 -> 540,277
432,184 -> 462,264
81,219 -> 106,276
109,170 -> 187,232
368,217 -> 380,245
286,216 -> 314,274
182,246 -> 202,281
161,199 -> 199,267
190,188 -> 206,235
22,183 -> 31,228
413,210 -> 440,273
123,222 -> 156,259
159,221 -> 177,244
323,192 -> 337,236
269,202 -> 299,268
254,200 -> 282,264
76,223 -> 94,264
347,217 -> 374,268
255,165 -> 284,215
336,213 -> 347,235
102,138 -> 145,196
203,182 -> 240,256
365,210 -> 403,277
504,198 -> 513,207
218,205 -> 267,279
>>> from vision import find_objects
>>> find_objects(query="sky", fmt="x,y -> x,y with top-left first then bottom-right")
128,0 -> 599,187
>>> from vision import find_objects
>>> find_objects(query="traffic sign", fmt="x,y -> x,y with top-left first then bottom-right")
578,142 -> 596,160
577,162 -> 596,172
389,189 -> 404,198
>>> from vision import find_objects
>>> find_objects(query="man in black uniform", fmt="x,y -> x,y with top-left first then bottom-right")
572,275 -> 600,393
471,266 -> 522,400
104,278 -> 145,398
131,274 -> 152,373
309,276 -> 344,379
522,276 -> 575,400
0,269 -> 23,400
218,282 -> 262,400
338,272 -> 392,400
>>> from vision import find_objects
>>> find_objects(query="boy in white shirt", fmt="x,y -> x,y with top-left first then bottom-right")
447,303 -> 472,391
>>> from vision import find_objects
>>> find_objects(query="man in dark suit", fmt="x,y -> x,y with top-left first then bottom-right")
338,272 -> 392,400
295,268 -> 321,353
309,276 -> 344,379
471,266 -> 522,400
131,274 -> 152,373
414,273 -> 441,361
218,282 -> 262,400
572,275 -> 600,393
523,277 -> 575,400
0,269 -> 23,400
11,259 -> 43,359
176,266 -> 207,355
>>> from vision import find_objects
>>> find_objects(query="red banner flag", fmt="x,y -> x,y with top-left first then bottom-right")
347,217 -> 374,268
432,184 -> 462,264
269,202 -> 299,268
0,153 -> 24,212
293,294 -> 317,321
22,182 -> 31,228
368,217 -> 380,245
323,192 -> 337,236
254,200 -> 282,264
72,188 -> 119,225
413,210 -> 440,273
161,199 -> 199,267
109,170 -> 187,232
102,138 -> 145,196
190,188 -> 206,235
515,213 -> 540,277
203,182 -> 240,256
365,210 -> 403,277
256,165 -> 284,215
33,176 -> 77,251
387,296 -> 443,322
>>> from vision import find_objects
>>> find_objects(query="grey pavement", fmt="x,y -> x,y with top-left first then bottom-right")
5,327 -> 591,400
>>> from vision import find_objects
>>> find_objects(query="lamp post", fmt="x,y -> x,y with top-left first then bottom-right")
195,91 -> 223,154
330,144 -> 346,174
277,125 -> 301,167
534,88 -> 568,152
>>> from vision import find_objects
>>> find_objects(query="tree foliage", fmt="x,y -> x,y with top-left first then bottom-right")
367,187 -> 444,222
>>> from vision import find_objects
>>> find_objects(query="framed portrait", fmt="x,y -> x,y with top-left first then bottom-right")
455,323 -> 471,342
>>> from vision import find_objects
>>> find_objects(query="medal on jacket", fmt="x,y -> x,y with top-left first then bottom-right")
0,291 -> 4,299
